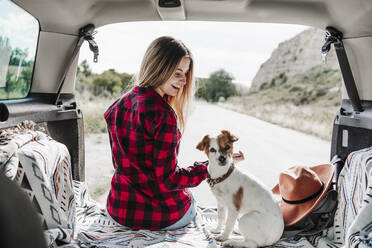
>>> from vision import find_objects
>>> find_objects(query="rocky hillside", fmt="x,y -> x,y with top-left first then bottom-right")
221,28 -> 343,141
251,28 -> 340,89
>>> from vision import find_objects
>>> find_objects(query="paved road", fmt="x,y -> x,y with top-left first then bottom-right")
86,101 -> 331,207
178,101 -> 331,206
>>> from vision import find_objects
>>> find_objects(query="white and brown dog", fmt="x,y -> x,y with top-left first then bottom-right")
196,130 -> 284,248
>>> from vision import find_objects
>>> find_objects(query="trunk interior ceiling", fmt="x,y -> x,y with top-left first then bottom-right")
11,0 -> 372,37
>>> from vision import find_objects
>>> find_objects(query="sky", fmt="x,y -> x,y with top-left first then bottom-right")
0,0 -> 38,59
0,0 -> 38,87
0,0 -> 308,87
79,22 -> 309,87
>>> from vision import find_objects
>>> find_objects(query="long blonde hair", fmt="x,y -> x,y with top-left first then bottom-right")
138,36 -> 194,133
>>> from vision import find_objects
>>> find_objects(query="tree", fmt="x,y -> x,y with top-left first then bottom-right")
194,78 -> 209,100
3,64 -> 32,98
0,38 -> 34,99
75,61 -> 136,96
195,69 -> 237,102
78,60 -> 92,77
118,72 -> 135,92
91,70 -> 122,96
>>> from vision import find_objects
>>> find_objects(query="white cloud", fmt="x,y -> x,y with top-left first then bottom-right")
79,21 -> 309,86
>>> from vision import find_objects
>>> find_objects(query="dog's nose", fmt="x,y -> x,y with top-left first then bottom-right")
218,155 -> 226,163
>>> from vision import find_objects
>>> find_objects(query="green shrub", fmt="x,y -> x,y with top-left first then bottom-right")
75,61 -> 135,97
195,69 -> 237,102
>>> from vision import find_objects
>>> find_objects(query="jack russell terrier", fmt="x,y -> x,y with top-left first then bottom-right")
196,130 -> 284,248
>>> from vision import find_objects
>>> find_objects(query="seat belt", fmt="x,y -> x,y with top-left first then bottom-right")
54,24 -> 99,105
321,26 -> 363,113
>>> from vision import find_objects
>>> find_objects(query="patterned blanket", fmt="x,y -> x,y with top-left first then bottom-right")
74,181 -> 219,248
0,124 -> 371,248
0,125 -> 75,247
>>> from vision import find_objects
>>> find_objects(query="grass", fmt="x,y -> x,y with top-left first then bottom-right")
76,91 -> 118,134
219,65 -> 342,141
219,101 -> 338,140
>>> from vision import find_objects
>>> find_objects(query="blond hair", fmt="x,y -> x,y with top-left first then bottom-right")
138,36 -> 193,133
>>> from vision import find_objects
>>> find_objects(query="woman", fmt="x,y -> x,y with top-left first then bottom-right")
104,36 -> 243,230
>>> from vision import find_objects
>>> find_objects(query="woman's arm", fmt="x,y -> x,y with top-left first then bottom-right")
233,150 -> 245,163
152,112 -> 208,191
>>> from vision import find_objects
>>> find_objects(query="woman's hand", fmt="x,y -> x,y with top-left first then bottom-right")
233,150 -> 245,164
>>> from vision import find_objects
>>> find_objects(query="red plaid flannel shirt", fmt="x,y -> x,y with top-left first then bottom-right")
104,85 -> 208,230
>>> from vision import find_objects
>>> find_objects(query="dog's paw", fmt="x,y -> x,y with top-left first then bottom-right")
222,240 -> 235,247
214,234 -> 228,242
223,239 -> 242,247
210,227 -> 221,234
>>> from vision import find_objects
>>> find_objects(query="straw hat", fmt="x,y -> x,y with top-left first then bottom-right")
272,164 -> 334,227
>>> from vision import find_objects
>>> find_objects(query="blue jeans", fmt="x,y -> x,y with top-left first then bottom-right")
161,195 -> 197,230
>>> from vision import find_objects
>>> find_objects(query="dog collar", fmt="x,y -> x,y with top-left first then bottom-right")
207,164 -> 235,187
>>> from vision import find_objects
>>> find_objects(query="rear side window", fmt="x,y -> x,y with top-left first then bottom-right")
0,0 -> 38,100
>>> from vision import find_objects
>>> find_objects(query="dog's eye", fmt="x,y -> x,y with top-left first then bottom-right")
210,148 -> 216,153
224,145 -> 230,150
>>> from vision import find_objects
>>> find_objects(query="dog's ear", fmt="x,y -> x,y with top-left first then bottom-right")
196,135 -> 210,151
221,130 -> 239,143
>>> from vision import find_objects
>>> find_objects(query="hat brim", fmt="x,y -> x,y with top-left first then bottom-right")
272,164 -> 334,227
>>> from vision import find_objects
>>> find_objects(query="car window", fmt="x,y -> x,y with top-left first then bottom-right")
0,0 -> 39,100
